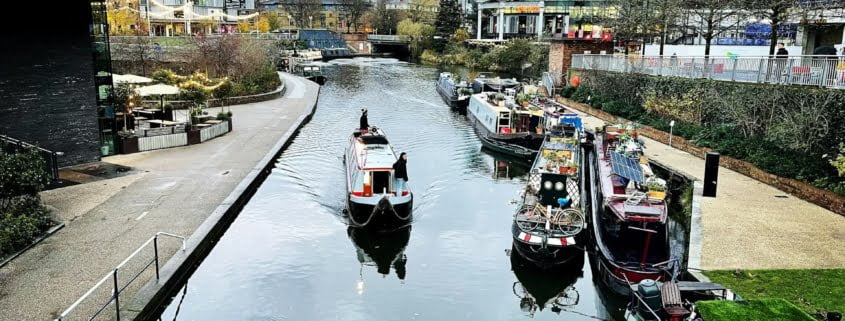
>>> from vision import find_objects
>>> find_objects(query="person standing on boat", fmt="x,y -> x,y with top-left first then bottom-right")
360,108 -> 369,131
393,153 -> 408,194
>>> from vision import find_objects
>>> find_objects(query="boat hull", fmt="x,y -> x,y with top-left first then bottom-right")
468,114 -> 541,159
347,197 -> 413,230
587,137 -> 671,296
512,225 -> 586,269
436,83 -> 469,111
307,75 -> 326,85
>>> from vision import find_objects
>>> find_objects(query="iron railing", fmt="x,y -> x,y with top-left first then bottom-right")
541,71 -> 559,95
571,54 -> 845,89
367,34 -> 410,42
54,232 -> 186,321
0,135 -> 60,180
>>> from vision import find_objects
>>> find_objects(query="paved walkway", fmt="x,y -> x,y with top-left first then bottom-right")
566,104 -> 845,271
0,73 -> 319,321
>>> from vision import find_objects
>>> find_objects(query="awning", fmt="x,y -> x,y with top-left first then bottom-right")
113,74 -> 154,85
134,84 -> 180,97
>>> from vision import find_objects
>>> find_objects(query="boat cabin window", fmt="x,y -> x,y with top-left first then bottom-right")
498,112 -> 510,126
359,135 -> 389,145
371,171 -> 391,194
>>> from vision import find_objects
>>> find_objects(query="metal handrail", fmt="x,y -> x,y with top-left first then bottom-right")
571,53 -> 845,89
54,232 -> 186,321
623,274 -> 664,321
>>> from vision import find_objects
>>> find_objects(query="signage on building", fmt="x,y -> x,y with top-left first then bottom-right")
514,6 -> 540,13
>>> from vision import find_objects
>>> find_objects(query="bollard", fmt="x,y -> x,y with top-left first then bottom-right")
703,152 -> 719,197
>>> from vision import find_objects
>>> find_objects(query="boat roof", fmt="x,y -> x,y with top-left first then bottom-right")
352,129 -> 397,170
610,151 -> 645,183
472,94 -> 511,113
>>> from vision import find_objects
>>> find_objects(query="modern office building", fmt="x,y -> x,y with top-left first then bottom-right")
138,0 -> 257,36
473,0 -> 613,41
0,1 -> 115,166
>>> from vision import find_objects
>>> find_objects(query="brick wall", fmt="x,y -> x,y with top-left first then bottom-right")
548,40 -> 613,85
0,2 -> 100,167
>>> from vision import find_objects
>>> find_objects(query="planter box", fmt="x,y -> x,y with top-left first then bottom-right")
119,136 -> 139,154
187,130 -> 201,145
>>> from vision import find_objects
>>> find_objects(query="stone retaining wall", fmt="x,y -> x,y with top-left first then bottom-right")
558,97 -> 845,216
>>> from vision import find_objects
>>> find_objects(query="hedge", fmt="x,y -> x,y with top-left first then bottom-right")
565,70 -> 845,195
0,148 -> 54,259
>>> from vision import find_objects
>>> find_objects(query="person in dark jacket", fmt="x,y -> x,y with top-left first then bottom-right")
359,108 -> 369,131
772,43 -> 789,82
393,152 -> 408,194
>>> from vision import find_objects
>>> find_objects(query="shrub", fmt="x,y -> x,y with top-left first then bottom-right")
575,70 -> 845,195
0,149 -> 54,258
151,69 -> 180,85
560,86 -> 577,98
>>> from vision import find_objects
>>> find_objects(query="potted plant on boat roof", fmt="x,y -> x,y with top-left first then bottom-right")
495,93 -> 506,107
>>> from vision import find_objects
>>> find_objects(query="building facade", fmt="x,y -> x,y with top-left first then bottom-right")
474,0 -> 613,41
139,0 -> 256,36
0,1 -> 112,166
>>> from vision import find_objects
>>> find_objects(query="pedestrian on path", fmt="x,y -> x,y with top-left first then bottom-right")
393,152 -> 408,194
359,108 -> 369,131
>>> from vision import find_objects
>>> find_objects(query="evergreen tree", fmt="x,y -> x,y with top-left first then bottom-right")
434,0 -> 462,51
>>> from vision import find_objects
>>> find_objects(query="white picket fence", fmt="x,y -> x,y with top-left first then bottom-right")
138,133 -> 188,152
200,121 -> 230,142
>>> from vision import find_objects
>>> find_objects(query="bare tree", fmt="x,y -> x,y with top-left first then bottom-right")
281,0 -> 322,28
372,0 -> 398,34
606,0 -> 659,55
653,0 -> 685,55
131,18 -> 151,75
687,0 -> 748,57
338,0 -> 369,32
408,0 -> 438,24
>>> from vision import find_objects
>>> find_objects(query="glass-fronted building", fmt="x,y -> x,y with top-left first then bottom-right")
474,0 -> 614,41
91,0 -> 118,156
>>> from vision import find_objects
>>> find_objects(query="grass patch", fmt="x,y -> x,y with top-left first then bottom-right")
697,299 -> 817,321
705,269 -> 845,316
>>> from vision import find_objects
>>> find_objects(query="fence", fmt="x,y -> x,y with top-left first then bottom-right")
0,135 -> 59,180
571,54 -> 845,89
200,121 -> 230,142
138,133 -> 188,152
55,232 -> 186,321
542,72 -> 559,95
368,35 -> 410,42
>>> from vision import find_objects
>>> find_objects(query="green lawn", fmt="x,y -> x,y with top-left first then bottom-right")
697,299 -> 816,321
705,269 -> 845,316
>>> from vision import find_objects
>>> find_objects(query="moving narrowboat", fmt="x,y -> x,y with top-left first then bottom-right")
512,112 -> 587,268
467,91 -> 544,159
436,72 -> 471,110
589,124 -> 673,296
344,127 -> 413,228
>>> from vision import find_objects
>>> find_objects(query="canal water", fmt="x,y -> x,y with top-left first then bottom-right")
157,58 -> 673,321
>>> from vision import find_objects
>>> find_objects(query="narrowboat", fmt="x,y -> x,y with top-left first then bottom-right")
471,73 -> 521,93
292,63 -> 327,85
512,112 -> 588,268
467,91 -> 544,159
348,225 -> 411,281
624,279 -> 737,321
510,244 -> 585,317
589,124 -> 673,296
344,127 -> 413,228
435,72 -> 471,110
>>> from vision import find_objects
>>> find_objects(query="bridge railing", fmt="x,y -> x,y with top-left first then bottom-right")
572,54 -> 845,89
368,34 -> 410,42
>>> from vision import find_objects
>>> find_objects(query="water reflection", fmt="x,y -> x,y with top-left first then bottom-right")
348,226 -> 411,282
510,246 -> 585,317
483,147 -> 531,180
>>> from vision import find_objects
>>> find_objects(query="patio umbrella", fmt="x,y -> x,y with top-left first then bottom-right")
134,84 -> 181,122
113,74 -> 154,85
